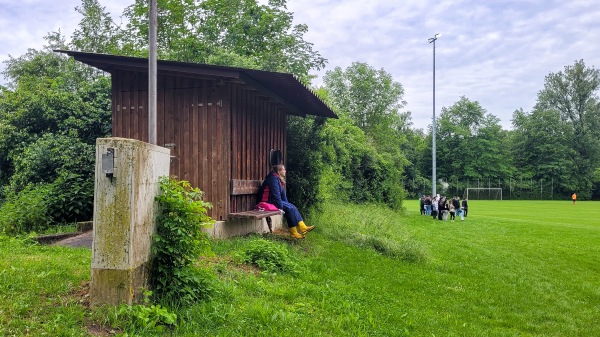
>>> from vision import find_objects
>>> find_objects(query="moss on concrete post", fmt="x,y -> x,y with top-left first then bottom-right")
91,138 -> 170,307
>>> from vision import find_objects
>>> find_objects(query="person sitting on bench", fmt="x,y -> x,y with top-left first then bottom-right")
259,164 -> 314,239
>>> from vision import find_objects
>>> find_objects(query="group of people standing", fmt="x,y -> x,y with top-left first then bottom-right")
420,194 -> 468,222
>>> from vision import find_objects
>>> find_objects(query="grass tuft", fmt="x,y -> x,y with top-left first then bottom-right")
311,202 -> 428,263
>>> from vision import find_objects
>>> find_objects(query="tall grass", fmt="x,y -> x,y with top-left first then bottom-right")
1,200 -> 598,336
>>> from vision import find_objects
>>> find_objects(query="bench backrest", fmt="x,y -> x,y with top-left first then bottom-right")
230,179 -> 264,214
230,179 -> 263,196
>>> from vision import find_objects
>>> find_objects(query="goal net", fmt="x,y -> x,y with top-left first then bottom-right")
464,188 -> 503,200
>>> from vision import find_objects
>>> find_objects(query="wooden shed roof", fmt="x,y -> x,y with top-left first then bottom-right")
55,50 -> 337,119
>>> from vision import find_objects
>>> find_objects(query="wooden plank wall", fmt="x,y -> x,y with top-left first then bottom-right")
229,84 -> 287,213
112,70 -> 231,220
111,70 -> 286,220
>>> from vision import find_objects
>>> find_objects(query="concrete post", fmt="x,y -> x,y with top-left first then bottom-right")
91,138 -> 170,306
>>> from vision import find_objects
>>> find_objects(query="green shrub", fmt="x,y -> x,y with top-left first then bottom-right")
8,134 -> 95,195
46,172 -> 94,224
109,291 -> 178,334
151,177 -> 215,305
0,184 -> 52,234
236,238 -> 299,274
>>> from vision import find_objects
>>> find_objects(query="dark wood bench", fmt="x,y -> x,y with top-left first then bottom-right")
228,179 -> 280,232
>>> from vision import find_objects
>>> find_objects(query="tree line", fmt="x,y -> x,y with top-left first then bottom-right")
1,0 -> 599,233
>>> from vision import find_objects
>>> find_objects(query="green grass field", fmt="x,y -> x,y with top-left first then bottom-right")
1,200 -> 598,336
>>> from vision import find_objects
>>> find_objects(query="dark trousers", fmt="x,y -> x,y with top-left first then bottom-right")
281,201 -> 303,228
463,208 -> 468,217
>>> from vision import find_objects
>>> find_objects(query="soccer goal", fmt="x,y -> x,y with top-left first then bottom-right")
464,188 -> 503,200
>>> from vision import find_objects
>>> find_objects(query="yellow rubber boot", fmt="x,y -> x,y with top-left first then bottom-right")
289,226 -> 305,239
298,221 -> 314,234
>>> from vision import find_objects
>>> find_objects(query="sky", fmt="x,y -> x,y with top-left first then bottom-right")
1,0 -> 599,130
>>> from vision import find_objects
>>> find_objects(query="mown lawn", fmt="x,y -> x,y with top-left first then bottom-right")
0,200 -> 598,336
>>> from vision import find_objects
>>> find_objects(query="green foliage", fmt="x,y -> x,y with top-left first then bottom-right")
110,291 -> 177,334
323,62 -> 406,136
236,238 -> 299,274
511,108 -> 576,197
434,96 -> 512,182
318,117 -> 405,209
0,184 -> 52,234
593,168 -> 600,199
46,173 -> 94,224
525,60 -> 600,198
71,0 -> 123,54
311,201 -> 427,263
0,172 -> 93,234
287,114 -> 405,212
152,177 -> 216,304
0,34 -> 111,225
8,134 -> 95,194
319,62 -> 409,209
286,116 -> 326,213
118,0 -> 325,82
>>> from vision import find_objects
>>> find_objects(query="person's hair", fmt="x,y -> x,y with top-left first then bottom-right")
272,164 -> 286,186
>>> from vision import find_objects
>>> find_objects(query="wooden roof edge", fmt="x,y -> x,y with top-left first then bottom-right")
54,49 -> 337,119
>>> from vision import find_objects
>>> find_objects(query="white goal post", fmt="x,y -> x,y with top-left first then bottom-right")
464,188 -> 503,200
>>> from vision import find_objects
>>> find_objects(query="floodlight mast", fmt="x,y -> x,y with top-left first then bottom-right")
428,33 -> 441,196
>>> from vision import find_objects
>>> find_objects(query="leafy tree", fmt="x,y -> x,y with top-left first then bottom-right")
511,108 -> 575,197
118,0 -> 325,82
286,115 -> 327,213
320,62 -> 409,206
534,60 -> 600,198
0,33 -> 111,226
71,0 -> 122,54
323,62 -> 407,142
402,128 -> 430,197
430,96 -> 512,189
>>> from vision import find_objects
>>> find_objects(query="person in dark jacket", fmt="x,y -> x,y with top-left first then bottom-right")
438,196 -> 446,220
462,198 -> 468,217
424,196 -> 432,215
259,164 -> 313,239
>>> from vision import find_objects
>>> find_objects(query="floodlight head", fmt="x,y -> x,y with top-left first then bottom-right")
429,33 -> 441,43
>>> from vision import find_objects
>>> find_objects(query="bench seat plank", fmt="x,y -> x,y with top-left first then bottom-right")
228,210 -> 281,219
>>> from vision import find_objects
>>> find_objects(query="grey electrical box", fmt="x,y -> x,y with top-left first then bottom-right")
102,148 -> 115,176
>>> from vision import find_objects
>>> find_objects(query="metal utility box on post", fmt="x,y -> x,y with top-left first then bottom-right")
91,138 -> 170,306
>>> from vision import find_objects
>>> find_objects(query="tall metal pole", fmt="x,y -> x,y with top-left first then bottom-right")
428,33 -> 440,196
149,0 -> 157,145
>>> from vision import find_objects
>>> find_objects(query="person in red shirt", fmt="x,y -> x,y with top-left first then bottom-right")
571,192 -> 577,205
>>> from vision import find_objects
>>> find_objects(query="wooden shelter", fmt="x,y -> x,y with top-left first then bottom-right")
58,50 -> 337,223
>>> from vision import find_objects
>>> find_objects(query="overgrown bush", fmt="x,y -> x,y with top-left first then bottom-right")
151,177 -> 215,305
0,172 -> 93,234
318,117 -> 405,210
288,115 -> 406,213
236,238 -> 299,274
46,172 -> 94,224
0,184 -> 52,234
7,134 -> 95,195
286,115 -> 326,214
